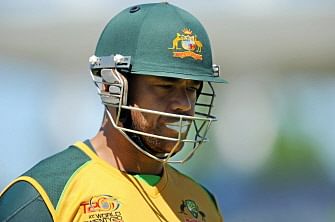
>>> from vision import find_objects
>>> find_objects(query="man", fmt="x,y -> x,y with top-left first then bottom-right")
0,3 -> 226,221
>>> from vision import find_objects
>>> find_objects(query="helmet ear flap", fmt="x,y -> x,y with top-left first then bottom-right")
99,69 -> 128,106
116,70 -> 129,106
116,72 -> 132,125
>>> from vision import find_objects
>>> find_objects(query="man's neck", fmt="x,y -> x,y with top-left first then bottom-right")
90,126 -> 164,175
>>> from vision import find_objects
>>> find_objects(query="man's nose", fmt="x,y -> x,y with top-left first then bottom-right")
170,88 -> 193,115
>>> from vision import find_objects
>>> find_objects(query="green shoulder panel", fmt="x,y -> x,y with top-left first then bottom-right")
0,181 -> 53,222
23,145 -> 91,209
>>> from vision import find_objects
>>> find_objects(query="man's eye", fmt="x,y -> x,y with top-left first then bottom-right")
157,84 -> 173,89
187,86 -> 198,92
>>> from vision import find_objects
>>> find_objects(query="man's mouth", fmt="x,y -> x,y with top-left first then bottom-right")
165,121 -> 191,133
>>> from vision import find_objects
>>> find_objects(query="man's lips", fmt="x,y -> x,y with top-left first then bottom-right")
165,121 -> 191,133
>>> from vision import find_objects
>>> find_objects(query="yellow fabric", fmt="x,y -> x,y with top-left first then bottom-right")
27,141 -> 223,222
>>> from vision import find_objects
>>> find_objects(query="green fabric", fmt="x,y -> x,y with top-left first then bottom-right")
23,145 -> 91,208
0,181 -> 52,222
134,174 -> 161,186
95,3 -> 226,83
83,139 -> 96,153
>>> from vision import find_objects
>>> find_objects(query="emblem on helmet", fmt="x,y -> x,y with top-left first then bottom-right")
169,28 -> 203,60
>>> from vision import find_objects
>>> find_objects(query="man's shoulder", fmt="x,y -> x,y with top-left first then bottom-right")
166,165 -> 203,186
21,143 -> 92,208
0,144 -> 89,222
24,143 -> 90,178
166,165 -> 220,210
0,180 -> 53,221
166,165 -> 211,193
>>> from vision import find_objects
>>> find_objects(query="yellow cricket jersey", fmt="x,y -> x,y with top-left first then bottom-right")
0,141 -> 223,222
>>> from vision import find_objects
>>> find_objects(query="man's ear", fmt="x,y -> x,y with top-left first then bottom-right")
102,83 -> 109,92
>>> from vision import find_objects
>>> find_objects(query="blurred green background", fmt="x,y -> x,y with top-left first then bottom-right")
0,1 -> 334,221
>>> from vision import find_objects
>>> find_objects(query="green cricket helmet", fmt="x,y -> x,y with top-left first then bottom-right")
95,2 -> 226,83
89,2 -> 226,163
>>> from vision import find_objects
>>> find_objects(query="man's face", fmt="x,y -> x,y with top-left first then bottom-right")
127,75 -> 201,154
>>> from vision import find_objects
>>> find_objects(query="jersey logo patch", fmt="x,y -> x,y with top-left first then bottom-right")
179,199 -> 206,222
169,28 -> 203,61
80,195 -> 124,222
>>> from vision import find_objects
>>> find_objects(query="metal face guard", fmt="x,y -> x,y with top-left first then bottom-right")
90,55 -> 218,163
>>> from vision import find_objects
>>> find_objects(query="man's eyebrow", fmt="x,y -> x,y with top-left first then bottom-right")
154,77 -> 179,82
149,77 -> 202,88
188,80 -> 202,87
154,77 -> 201,85
191,80 -> 201,85
148,77 -> 179,85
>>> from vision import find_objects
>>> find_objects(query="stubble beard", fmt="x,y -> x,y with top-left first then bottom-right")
130,110 -> 179,155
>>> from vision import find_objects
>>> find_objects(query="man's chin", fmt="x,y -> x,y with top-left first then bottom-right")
143,139 -> 184,157
159,142 -> 184,156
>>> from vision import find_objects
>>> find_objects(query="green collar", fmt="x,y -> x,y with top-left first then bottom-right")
134,174 -> 161,186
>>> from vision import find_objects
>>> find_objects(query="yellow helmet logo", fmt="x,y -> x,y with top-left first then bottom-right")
169,28 -> 203,60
